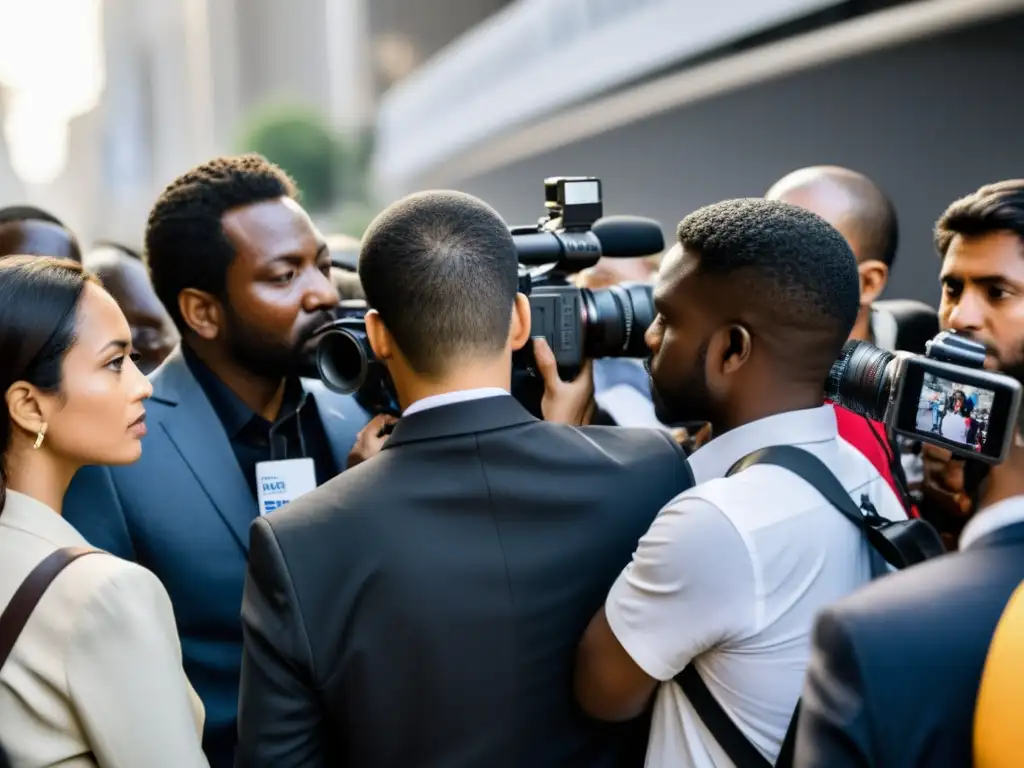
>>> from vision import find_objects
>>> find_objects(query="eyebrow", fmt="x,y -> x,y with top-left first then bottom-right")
97,339 -> 130,356
269,243 -> 330,265
941,273 -> 1016,287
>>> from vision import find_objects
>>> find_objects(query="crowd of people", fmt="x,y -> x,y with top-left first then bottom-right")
0,152 -> 1022,768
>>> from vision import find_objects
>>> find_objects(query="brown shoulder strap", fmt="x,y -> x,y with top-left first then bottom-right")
0,546 -> 102,670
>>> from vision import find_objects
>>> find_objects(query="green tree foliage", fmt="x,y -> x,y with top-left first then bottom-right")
237,104 -> 343,213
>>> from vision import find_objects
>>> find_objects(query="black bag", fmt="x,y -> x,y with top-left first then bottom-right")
675,445 -> 945,767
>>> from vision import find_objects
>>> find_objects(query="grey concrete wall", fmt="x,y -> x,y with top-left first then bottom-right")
452,13 -> 1024,307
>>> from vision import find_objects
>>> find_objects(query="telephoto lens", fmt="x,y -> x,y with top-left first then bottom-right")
825,340 -> 896,422
581,282 -> 655,358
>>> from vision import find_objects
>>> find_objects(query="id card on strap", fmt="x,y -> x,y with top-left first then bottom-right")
256,458 -> 317,516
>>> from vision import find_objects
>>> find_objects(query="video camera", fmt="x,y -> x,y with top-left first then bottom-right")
311,177 -> 665,416
827,331 -> 1023,464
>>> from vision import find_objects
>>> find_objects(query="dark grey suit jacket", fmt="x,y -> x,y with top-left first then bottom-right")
62,347 -> 369,768
796,517 -> 1024,768
236,395 -> 693,768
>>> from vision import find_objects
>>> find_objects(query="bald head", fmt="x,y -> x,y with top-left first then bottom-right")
766,166 -> 898,267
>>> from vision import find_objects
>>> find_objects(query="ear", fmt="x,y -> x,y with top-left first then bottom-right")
858,260 -> 889,305
178,288 -> 224,341
707,324 -> 753,377
5,382 -> 48,439
364,309 -> 394,362
509,293 -> 532,352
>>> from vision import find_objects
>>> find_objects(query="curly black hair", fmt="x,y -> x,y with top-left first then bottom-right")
145,154 -> 298,332
935,179 -> 1024,257
677,197 -> 861,371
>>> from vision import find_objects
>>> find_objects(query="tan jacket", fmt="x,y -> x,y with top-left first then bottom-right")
0,490 -> 208,767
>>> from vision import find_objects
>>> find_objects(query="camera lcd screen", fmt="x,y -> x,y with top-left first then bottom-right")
893,357 -> 1021,462
913,373 -> 995,453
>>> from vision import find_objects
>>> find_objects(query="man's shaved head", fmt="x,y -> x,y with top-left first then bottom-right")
766,165 -> 899,267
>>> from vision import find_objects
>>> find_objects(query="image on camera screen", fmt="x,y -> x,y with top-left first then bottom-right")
914,373 -> 996,453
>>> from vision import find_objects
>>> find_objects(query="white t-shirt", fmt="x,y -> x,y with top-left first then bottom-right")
604,405 -> 907,768
940,412 -> 970,444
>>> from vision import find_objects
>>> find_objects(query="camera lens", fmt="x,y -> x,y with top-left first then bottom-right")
825,340 -> 895,421
316,327 -> 371,395
581,282 -> 655,359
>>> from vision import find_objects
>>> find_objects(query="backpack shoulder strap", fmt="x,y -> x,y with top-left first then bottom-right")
728,445 -> 866,528
0,546 -> 103,670
675,663 -> 773,768
729,445 -> 905,569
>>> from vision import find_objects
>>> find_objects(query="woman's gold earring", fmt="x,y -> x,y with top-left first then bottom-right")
33,423 -> 47,450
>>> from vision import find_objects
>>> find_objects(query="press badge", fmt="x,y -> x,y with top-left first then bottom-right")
255,458 -> 317,516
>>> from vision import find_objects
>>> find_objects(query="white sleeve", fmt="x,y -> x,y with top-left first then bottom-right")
604,496 -> 757,682
66,564 -> 210,768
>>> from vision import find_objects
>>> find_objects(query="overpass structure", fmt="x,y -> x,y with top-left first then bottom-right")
371,0 -> 1024,305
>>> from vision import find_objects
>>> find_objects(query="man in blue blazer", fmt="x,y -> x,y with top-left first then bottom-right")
64,155 -> 370,768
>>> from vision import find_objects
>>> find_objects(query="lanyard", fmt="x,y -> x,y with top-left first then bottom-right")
268,391 -> 309,462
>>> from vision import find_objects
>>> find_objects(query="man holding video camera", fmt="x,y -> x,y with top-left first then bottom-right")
797,180 -> 1024,768
574,198 -> 908,767
235,190 -> 693,767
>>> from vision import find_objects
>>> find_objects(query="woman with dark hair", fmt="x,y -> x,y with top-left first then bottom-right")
0,257 -> 208,766
940,390 -> 976,446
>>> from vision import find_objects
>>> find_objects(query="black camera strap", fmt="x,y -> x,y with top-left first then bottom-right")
675,444 -> 943,768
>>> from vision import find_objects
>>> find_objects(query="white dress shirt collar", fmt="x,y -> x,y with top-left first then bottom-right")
870,306 -> 899,352
960,494 -> 1024,550
687,404 -> 838,485
402,387 -> 510,417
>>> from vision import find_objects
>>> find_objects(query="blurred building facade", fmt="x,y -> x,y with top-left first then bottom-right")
0,0 -> 384,247
370,0 -> 1024,307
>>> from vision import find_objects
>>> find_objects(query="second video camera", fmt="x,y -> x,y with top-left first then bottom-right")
827,331 -> 1023,464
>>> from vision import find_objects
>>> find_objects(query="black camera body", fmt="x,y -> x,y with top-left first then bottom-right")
827,330 -> 1023,464
310,177 -> 664,417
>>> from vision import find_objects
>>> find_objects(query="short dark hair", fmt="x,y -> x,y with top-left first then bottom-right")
678,198 -> 860,369
145,154 -> 298,332
935,180 -> 1024,257
358,191 -> 519,375
0,256 -> 97,514
0,204 -> 67,229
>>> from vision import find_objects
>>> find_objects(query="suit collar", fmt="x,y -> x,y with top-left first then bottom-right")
961,495 -> 1024,551
0,490 -> 91,549
149,348 -> 255,552
180,344 -> 307,439
148,347 -> 369,551
384,394 -> 536,449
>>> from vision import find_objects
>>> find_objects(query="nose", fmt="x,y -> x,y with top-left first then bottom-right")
644,323 -> 661,355
303,270 -> 340,313
946,290 -> 985,334
129,358 -> 154,401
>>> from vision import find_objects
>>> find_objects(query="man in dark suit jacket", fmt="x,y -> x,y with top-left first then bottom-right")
796,487 -> 1024,766
64,155 -> 369,768
236,190 -> 693,767
797,180 -> 1024,766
